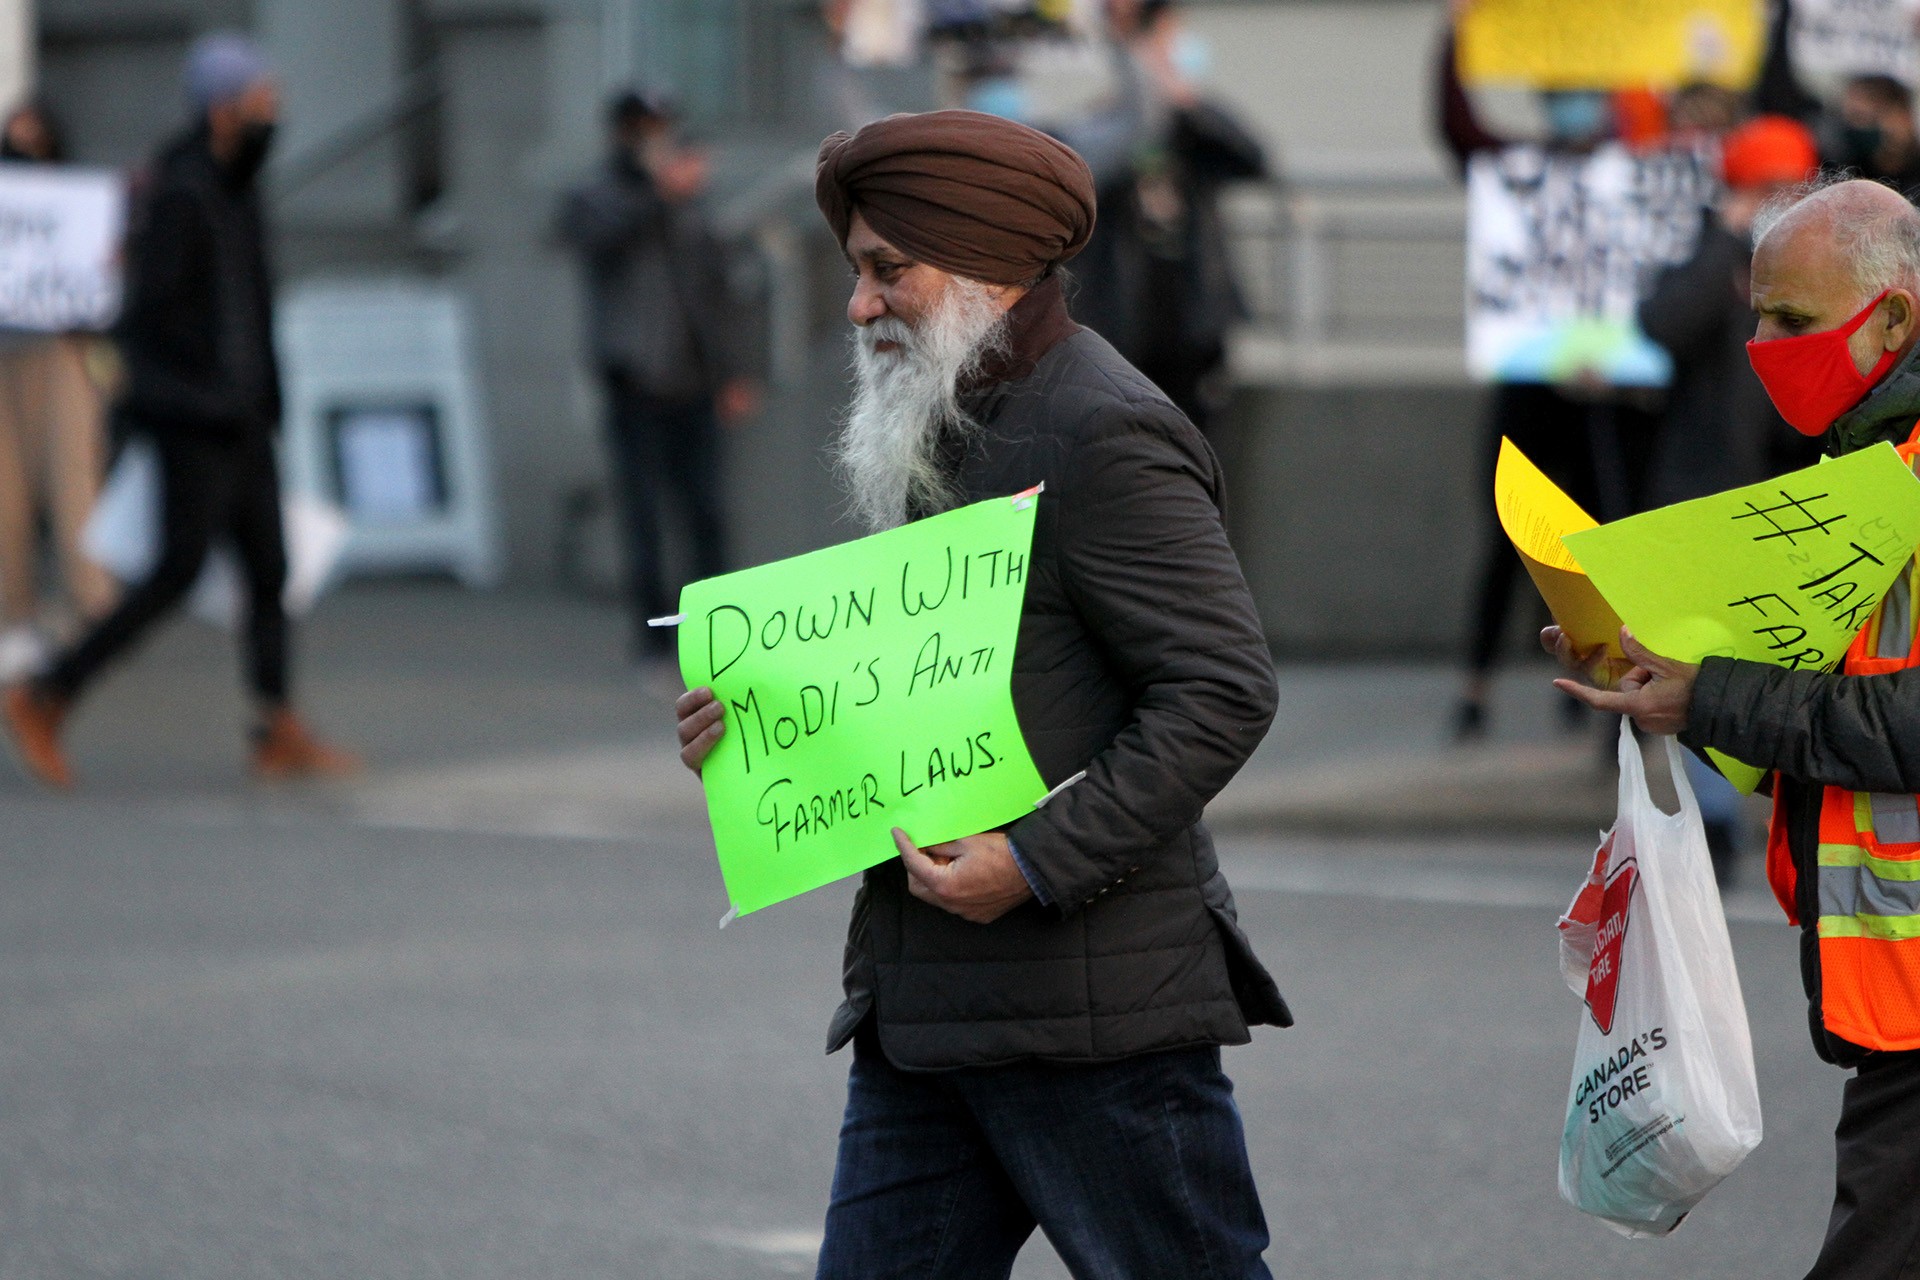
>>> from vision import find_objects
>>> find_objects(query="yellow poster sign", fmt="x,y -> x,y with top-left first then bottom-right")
1493,438 -> 1628,684
1554,444 -> 1920,792
1457,0 -> 1764,90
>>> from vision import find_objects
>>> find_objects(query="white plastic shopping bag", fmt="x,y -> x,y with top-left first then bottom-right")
81,436 -> 350,629
1556,721 -> 1763,1237
81,434 -> 161,583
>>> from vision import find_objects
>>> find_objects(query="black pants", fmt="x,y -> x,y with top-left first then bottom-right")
44,429 -> 288,704
1464,384 -> 1656,674
1806,1052 -> 1920,1279
603,378 -> 725,656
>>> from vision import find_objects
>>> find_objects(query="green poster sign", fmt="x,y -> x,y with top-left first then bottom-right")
1563,443 -> 1920,792
676,489 -> 1049,918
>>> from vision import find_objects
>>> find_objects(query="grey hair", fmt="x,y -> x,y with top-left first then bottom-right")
1752,174 -> 1920,301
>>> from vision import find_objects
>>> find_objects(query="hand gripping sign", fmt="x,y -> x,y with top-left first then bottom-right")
669,488 -> 1051,921
1502,439 -> 1920,792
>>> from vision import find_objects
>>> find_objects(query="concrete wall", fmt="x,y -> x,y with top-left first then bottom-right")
1187,0 -> 1452,183
432,10 -> 599,583
1214,385 -> 1491,658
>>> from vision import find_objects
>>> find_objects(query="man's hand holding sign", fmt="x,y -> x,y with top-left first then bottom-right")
1545,626 -> 1697,737
679,682 -> 1033,923
1515,441 -> 1920,788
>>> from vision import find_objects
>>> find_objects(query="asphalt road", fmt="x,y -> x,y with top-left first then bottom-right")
0,588 -> 1843,1278
0,802 -> 1840,1279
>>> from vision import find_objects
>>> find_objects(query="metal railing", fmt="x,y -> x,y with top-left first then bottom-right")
1222,177 -> 1471,386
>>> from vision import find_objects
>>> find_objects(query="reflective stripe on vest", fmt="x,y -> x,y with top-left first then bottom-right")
1766,420 -> 1920,1050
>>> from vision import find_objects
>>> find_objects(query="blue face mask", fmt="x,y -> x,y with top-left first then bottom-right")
1170,30 -> 1212,82
1544,92 -> 1610,144
966,77 -> 1031,123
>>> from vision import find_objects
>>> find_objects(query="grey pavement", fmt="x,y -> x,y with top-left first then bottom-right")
0,585 -> 1837,1278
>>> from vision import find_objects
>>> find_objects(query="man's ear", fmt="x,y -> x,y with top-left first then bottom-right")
990,281 -> 1030,313
1887,289 -> 1919,351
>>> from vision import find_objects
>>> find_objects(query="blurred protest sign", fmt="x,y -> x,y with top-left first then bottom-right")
1789,0 -> 1920,93
677,488 -> 1049,919
1468,144 -> 1713,386
1562,445 -> 1920,791
0,164 -> 123,331
1494,438 -> 1626,677
1457,0 -> 1763,90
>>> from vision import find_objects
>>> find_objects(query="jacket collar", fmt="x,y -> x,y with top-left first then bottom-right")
1831,336 -> 1920,456
967,274 -> 1079,393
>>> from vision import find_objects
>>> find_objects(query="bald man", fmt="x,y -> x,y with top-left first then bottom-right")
1552,178 -> 1920,1277
676,111 -> 1285,1278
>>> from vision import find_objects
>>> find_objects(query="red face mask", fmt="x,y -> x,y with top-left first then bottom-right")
1747,290 -> 1900,436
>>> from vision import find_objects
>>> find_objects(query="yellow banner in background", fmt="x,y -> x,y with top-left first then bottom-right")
1457,0 -> 1765,90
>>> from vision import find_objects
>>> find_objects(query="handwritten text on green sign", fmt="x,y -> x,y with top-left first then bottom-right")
677,491 -> 1048,917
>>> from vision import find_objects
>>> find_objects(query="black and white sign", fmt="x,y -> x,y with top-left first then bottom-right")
1790,0 -> 1920,91
1467,143 -> 1716,385
0,164 -> 124,332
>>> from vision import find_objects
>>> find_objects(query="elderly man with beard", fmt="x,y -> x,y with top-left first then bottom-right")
1552,178 -> 1920,1279
675,110 -> 1286,1279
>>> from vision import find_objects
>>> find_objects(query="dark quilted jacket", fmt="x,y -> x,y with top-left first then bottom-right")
826,277 -> 1292,1069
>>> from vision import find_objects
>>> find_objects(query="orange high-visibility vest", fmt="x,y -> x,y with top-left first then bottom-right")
1766,424 -> 1920,1051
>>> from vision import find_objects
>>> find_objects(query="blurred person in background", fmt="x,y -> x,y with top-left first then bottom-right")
2,33 -> 358,789
1825,74 -> 1920,196
1667,81 -> 1744,143
1637,114 -> 1822,884
1066,0 -> 1265,433
808,0 -> 938,132
1437,10 -> 1660,741
558,90 -> 758,669
0,101 -> 116,680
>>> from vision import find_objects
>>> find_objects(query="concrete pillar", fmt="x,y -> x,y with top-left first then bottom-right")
0,0 -> 33,110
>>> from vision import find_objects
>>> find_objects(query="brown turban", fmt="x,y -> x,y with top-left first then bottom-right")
815,110 -> 1096,286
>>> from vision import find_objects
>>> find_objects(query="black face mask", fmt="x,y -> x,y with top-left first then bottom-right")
225,120 -> 276,186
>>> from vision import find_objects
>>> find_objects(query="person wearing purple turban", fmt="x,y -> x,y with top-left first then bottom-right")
679,110 -> 1284,1277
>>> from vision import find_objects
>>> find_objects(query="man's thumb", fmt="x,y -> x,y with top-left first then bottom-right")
1619,628 -> 1669,673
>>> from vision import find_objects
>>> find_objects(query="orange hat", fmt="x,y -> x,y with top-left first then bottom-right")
1611,88 -> 1667,150
1721,115 -> 1820,190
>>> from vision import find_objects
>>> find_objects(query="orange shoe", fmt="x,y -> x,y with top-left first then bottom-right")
251,708 -> 362,781
4,683 -> 73,790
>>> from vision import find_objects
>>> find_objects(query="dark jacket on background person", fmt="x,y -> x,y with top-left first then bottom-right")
557,154 -> 742,403
1069,102 -> 1266,388
1638,218 -> 1816,506
829,275 -> 1291,1071
1753,0 -> 1823,125
117,126 -> 281,439
1686,340 -> 1920,1068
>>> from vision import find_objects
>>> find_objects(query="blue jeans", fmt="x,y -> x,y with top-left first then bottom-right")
815,1034 -> 1274,1280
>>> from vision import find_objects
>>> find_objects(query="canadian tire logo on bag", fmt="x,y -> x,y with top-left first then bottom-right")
1585,859 -> 1638,1035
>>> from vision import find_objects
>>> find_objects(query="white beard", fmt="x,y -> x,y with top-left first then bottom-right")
835,277 -> 1011,532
